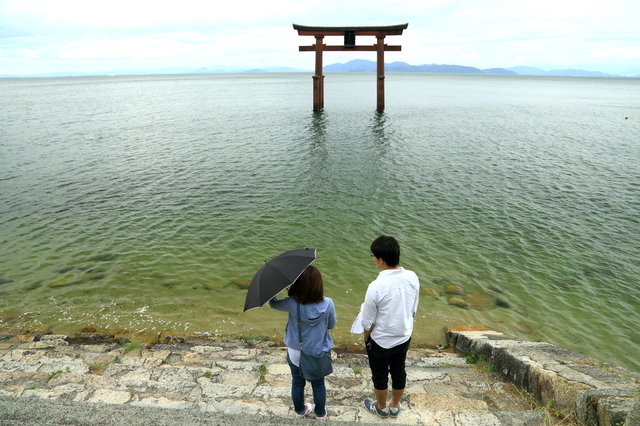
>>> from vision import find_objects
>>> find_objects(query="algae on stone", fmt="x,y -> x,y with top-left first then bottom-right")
421,288 -> 443,298
448,295 -> 468,308
466,291 -> 497,310
444,283 -> 466,296
50,274 -> 81,288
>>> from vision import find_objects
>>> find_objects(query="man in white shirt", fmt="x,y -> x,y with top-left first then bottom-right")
361,236 -> 419,419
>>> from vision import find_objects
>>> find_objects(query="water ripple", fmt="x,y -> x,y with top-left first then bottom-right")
1,74 -> 639,370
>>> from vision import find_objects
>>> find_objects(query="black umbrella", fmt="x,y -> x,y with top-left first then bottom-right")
243,248 -> 316,312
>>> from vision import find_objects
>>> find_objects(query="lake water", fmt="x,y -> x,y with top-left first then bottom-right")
1,73 -> 639,371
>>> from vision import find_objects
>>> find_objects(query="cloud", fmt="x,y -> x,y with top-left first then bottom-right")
1,0 -> 639,75
592,47 -> 640,61
3,0 -> 301,29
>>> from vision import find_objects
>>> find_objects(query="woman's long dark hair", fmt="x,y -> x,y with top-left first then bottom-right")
288,265 -> 324,304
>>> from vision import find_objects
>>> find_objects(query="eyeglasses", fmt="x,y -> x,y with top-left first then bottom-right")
370,253 -> 376,257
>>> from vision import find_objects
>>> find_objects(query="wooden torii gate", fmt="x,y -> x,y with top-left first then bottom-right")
293,24 -> 408,112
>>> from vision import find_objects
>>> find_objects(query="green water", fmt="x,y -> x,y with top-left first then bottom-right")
1,73 -> 639,370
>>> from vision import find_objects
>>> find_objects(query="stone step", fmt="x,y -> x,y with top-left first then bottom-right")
0,393 -> 547,425
0,335 -> 545,424
2,329 -> 638,425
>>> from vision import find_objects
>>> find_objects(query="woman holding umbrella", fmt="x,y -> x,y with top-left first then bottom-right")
269,265 -> 336,420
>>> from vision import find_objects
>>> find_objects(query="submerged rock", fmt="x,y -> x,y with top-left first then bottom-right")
444,283 -> 466,296
421,287 -> 443,298
216,307 -> 243,316
496,298 -> 512,308
24,281 -> 44,291
163,335 -> 185,344
466,272 -> 486,280
447,295 -> 468,308
488,285 -> 505,294
231,280 -> 251,289
554,278 -> 578,290
50,274 -> 80,288
466,291 -> 497,310
88,253 -> 115,262
67,331 -> 115,345
0,278 -> 14,285
0,311 -> 23,321
516,321 -> 533,335
192,283 -> 213,290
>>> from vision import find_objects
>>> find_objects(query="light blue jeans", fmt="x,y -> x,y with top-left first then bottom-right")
287,354 -> 327,417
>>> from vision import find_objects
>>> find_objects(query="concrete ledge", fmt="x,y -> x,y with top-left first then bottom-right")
445,327 -> 640,426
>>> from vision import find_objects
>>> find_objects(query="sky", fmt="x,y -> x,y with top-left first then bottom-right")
1,0 -> 639,76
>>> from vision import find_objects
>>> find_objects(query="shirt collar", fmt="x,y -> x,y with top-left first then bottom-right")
379,267 -> 404,275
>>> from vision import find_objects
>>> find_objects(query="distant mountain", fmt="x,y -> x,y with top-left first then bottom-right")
550,69 -> 617,77
1,65 -> 309,79
193,66 -> 308,74
1,67 -> 203,78
391,62 -> 487,74
2,61 -> 633,79
323,60 -> 624,77
507,66 -> 547,76
507,66 -> 619,77
324,59 -> 376,72
324,59 -> 516,75
482,68 -> 518,75
263,66 -> 307,73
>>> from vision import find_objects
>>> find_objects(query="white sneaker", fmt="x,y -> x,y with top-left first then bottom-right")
364,398 -> 390,418
296,403 -> 312,418
390,403 -> 401,418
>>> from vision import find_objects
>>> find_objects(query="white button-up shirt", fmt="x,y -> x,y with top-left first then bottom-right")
361,267 -> 420,349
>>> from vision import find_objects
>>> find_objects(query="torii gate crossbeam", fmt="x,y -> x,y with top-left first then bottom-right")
293,24 -> 408,112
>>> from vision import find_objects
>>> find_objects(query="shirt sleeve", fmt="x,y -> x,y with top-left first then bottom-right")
269,296 -> 290,312
412,275 -> 420,315
360,284 -> 377,331
327,299 -> 337,330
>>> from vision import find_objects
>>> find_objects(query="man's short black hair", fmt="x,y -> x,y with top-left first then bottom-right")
371,235 -> 400,267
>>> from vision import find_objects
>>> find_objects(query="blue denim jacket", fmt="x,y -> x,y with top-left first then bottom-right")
269,296 -> 336,356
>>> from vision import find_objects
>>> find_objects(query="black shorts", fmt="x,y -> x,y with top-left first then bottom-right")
365,337 -> 411,390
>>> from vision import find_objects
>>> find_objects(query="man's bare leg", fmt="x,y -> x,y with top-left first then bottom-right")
390,388 -> 403,408
374,388 -> 387,409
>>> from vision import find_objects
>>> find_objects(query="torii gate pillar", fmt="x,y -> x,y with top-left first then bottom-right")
313,35 -> 324,111
376,35 -> 385,112
293,24 -> 408,112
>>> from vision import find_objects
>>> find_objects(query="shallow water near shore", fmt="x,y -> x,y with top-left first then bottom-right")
1,73 -> 639,371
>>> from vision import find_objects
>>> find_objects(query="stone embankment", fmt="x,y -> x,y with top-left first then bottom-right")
0,327 -> 638,425
446,328 -> 640,426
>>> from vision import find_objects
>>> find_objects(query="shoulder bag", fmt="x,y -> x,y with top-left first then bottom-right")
297,302 -> 333,381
